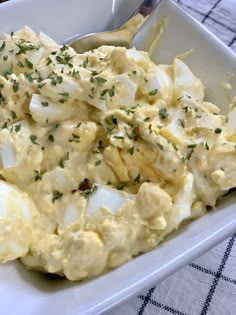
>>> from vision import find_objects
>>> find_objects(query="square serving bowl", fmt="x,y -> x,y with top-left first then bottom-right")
0,0 -> 235,314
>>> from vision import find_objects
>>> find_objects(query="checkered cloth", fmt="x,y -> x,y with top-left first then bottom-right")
105,1 -> 236,314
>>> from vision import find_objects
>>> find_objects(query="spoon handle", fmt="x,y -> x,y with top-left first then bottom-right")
120,0 -> 160,44
133,0 -> 160,18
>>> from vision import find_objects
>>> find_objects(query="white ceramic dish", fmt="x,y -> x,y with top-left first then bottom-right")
0,1 -> 236,314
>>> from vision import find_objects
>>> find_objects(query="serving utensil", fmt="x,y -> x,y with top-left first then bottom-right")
67,0 -> 160,52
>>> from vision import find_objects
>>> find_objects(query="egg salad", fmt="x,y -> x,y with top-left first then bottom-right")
0,26 -> 235,281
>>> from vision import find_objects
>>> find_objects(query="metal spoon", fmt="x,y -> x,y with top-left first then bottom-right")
67,0 -> 160,53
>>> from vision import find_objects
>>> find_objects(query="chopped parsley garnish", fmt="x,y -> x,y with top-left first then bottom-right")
60,45 -> 69,52
149,89 -> 158,96
17,61 -> 24,68
69,133 -> 80,143
178,119 -> 186,128
56,52 -> 73,67
95,76 -> 107,86
58,92 -> 69,98
100,89 -> 109,98
52,191 -> 63,203
0,41 -> 6,52
72,70 -> 81,79
214,128 -> 222,134
49,73 -> 63,86
15,40 -> 39,55
158,108 -> 168,119
89,87 -> 95,99
34,170 -> 42,181
205,142 -> 209,151
12,79 -> 19,92
48,134 -> 54,142
88,184 -> 98,196
125,126 -> 139,141
46,57 -> 52,65
95,160 -> 102,167
25,57 -> 33,69
37,83 -> 46,89
75,122 -> 82,128
108,86 -> 115,97
24,72 -> 35,82
41,101 -> 49,107
124,104 -> 140,115
57,76 -> 63,84
30,134 -> 39,144
128,146 -> 134,155
186,149 -> 194,160
10,110 -> 17,119
14,124 -> 21,133
53,123 -> 60,131
156,142 -> 164,151
59,160 -> 64,168
59,151 -> 69,168
81,57 -> 88,68
182,106 -> 190,113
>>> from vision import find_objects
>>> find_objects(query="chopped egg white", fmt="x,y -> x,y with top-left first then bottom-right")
0,180 -> 37,262
86,185 -> 134,215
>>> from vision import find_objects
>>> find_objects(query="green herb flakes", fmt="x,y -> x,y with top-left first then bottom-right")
215,128 -> 222,134
10,110 -> 17,119
48,134 -> 54,142
12,80 -> 19,92
95,160 -> 102,167
30,134 -> 39,145
25,57 -> 33,69
34,170 -> 42,181
149,89 -> 158,96
52,191 -> 63,203
14,124 -> 21,133
158,108 -> 168,119
41,101 -> 49,107
109,86 -> 115,97
178,119 -> 185,128
128,146 -> 134,155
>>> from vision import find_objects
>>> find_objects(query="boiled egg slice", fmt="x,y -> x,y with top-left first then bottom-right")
86,185 -> 134,215
163,172 -> 195,236
0,180 -> 36,262
29,93 -> 77,124
173,58 -> 204,101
